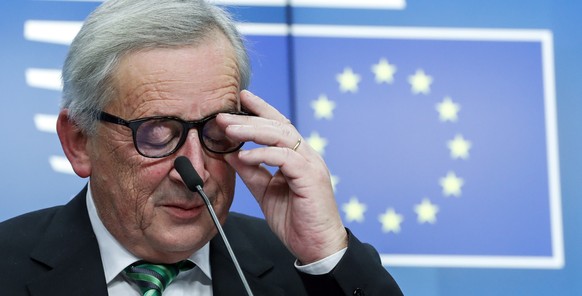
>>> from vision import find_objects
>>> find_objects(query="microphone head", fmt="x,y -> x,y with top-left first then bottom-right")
174,156 -> 204,192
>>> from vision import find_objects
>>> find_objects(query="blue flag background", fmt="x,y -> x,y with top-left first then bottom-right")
292,27 -> 561,268
2,1 -> 582,295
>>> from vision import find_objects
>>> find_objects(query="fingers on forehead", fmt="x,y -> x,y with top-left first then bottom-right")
240,90 -> 289,123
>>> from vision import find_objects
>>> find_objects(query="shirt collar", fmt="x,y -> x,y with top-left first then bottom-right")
85,181 -> 213,283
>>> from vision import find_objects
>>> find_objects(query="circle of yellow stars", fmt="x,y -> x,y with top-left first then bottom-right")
306,57 -> 472,234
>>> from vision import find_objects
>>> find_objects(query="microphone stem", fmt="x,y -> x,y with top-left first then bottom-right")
196,185 -> 254,296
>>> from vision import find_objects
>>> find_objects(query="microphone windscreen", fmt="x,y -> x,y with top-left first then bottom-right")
174,156 -> 204,191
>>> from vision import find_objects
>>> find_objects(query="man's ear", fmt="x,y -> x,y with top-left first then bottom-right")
56,109 -> 92,178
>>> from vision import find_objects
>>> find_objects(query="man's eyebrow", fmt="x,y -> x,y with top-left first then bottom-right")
217,100 -> 241,113
193,98 -> 241,118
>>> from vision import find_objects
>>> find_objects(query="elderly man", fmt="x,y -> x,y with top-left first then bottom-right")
0,0 -> 402,295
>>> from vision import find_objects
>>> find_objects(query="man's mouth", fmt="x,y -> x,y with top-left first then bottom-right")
161,202 -> 206,220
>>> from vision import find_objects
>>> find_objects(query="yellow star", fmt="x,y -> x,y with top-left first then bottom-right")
311,94 -> 336,120
378,208 -> 404,233
436,96 -> 461,122
330,174 -> 340,193
408,69 -> 433,95
448,134 -> 472,159
439,171 -> 464,197
414,198 -> 439,224
336,67 -> 361,93
371,58 -> 397,84
342,196 -> 367,223
306,131 -> 328,155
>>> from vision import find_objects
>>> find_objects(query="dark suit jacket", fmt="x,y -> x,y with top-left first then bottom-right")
0,187 -> 402,295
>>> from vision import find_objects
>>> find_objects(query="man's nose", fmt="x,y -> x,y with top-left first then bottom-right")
173,130 -> 208,182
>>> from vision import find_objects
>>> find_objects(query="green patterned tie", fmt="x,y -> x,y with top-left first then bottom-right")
124,260 -> 195,296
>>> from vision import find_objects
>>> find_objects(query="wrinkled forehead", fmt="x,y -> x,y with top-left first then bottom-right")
106,34 -> 241,119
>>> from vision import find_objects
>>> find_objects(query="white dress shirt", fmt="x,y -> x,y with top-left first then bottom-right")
86,182 -> 346,295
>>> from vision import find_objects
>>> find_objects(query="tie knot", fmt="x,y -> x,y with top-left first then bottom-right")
124,260 -> 195,296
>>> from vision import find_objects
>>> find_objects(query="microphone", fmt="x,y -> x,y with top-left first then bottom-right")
174,156 -> 254,296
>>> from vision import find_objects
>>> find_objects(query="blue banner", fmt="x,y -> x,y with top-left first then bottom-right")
292,26 -> 562,268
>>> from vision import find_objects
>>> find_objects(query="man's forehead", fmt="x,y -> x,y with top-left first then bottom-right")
107,46 -> 240,118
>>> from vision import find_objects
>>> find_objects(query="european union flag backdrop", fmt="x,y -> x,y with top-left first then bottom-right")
293,27 -> 561,268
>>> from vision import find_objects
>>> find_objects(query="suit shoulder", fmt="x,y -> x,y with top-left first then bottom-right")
227,212 -> 269,226
0,206 -> 62,249
224,212 -> 289,252
225,212 -> 274,237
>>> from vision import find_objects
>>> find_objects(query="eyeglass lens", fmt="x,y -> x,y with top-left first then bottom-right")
135,118 -> 183,157
134,116 -> 241,157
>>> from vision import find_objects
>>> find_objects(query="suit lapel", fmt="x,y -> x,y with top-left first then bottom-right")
210,216 -> 284,296
26,187 -> 108,296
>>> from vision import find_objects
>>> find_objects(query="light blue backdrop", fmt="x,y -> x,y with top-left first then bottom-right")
1,1 -> 581,295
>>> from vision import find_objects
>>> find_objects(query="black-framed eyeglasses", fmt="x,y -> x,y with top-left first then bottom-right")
97,111 -> 248,158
